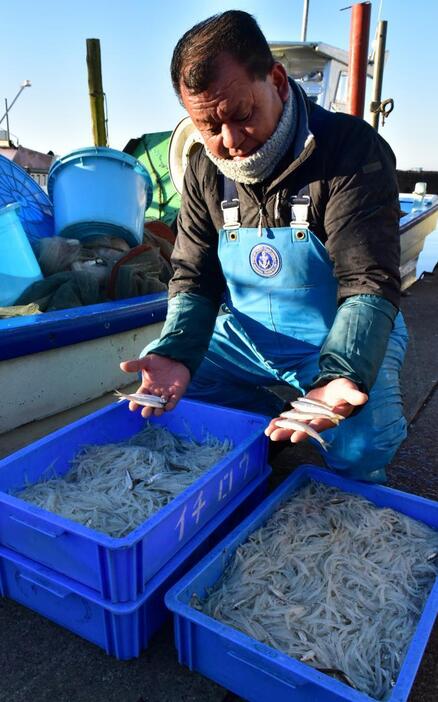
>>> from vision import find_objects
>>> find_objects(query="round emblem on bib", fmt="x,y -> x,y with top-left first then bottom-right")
249,244 -> 281,277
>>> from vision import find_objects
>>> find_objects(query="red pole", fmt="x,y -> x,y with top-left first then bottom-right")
347,2 -> 371,117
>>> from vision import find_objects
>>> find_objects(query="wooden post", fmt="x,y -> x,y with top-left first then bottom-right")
370,21 -> 388,131
86,38 -> 107,147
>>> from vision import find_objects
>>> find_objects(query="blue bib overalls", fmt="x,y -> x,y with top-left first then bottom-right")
184,188 -> 408,482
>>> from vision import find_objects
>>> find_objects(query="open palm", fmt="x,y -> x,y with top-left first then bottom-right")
265,378 -> 368,444
120,353 -> 191,417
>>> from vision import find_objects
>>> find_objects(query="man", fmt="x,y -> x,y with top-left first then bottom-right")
121,10 -> 408,482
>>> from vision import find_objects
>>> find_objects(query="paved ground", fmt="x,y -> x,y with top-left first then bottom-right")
0,272 -> 437,702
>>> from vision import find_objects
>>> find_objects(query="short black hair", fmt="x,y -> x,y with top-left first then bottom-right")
171,10 -> 275,99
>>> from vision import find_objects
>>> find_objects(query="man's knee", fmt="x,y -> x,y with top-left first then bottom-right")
324,414 -> 407,482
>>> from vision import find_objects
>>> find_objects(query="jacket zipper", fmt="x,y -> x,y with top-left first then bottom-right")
257,207 -> 264,237
258,193 -> 282,234
247,184 -> 271,234
274,191 -> 281,225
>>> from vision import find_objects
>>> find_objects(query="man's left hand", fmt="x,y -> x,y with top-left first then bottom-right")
264,378 -> 368,445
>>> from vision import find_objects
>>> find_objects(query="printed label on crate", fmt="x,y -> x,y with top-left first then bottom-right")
175,451 -> 250,543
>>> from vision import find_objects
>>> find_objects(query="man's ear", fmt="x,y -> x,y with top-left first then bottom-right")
270,62 -> 289,103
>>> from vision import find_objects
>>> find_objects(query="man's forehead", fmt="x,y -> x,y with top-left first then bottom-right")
182,84 -> 248,121
180,54 -> 254,102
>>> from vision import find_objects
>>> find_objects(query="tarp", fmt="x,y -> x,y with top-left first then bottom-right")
124,132 -> 180,227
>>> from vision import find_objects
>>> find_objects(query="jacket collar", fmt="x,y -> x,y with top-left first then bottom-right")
290,79 -> 315,160
264,79 -> 316,194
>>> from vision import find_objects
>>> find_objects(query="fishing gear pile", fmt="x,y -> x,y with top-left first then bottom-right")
199,480 -> 438,700
15,423 -> 232,538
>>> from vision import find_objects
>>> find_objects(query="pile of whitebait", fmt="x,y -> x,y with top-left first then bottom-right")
15,423 -> 232,538
274,396 -> 346,451
199,480 -> 438,700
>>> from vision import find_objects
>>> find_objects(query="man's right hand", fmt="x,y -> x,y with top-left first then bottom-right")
119,354 -> 191,418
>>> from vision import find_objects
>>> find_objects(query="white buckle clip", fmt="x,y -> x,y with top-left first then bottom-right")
290,195 -> 310,228
221,199 -> 241,230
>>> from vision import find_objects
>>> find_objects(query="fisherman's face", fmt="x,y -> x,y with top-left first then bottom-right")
180,53 -> 289,160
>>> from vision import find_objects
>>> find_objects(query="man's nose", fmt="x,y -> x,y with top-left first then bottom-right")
221,123 -> 245,151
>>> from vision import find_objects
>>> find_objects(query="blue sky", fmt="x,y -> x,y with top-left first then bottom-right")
2,0 -> 438,170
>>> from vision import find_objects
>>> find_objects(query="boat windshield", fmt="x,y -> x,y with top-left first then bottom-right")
294,70 -> 324,102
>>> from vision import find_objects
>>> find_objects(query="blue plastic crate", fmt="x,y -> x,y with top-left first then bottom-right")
0,398 -> 269,603
165,465 -> 438,702
0,467 -> 270,660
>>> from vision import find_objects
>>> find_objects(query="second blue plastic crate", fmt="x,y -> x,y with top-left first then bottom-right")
0,398 -> 268,603
165,465 -> 438,702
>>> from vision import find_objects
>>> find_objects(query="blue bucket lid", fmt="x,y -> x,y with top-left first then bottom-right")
0,202 -> 20,215
48,146 -> 153,210
0,154 -> 54,245
0,202 -> 22,229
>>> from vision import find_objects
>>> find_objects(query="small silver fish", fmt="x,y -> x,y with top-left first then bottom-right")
300,650 -> 316,662
268,585 -> 288,601
190,593 -> 204,611
273,418 -> 330,451
291,400 -> 344,422
114,390 -> 167,408
233,597 -> 252,610
294,397 -> 335,411
143,472 -> 170,486
125,468 -> 134,490
280,409 -> 341,426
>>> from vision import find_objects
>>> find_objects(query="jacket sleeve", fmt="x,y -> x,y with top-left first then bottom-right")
311,293 -> 398,394
323,122 -> 401,308
143,291 -> 218,376
143,151 -> 225,374
311,123 -> 402,393
168,150 -> 226,304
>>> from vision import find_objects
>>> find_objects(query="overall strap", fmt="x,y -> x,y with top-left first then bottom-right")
223,176 -> 238,202
290,185 -> 310,228
220,176 -> 240,230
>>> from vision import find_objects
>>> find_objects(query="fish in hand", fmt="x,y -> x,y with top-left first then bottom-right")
273,418 -> 330,451
290,399 -> 345,423
114,390 -> 167,408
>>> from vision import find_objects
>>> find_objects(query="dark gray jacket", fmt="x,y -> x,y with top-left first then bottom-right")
169,81 -> 401,310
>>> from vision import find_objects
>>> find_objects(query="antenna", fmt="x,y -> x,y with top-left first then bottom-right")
301,0 -> 310,41
0,81 -> 32,128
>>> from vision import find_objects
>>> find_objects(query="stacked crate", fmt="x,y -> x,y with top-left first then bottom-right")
0,398 -> 270,658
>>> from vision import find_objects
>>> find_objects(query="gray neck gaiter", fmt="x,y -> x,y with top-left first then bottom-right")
204,88 -> 296,184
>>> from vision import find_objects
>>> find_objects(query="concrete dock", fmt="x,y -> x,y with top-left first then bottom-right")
0,271 -> 437,702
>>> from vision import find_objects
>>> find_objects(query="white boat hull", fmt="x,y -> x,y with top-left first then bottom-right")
0,321 -> 163,435
399,194 -> 438,289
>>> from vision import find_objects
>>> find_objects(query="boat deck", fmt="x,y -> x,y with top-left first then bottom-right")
0,271 -> 437,702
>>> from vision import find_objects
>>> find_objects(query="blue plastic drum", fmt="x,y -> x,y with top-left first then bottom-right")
0,203 -> 43,306
48,147 -> 153,247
